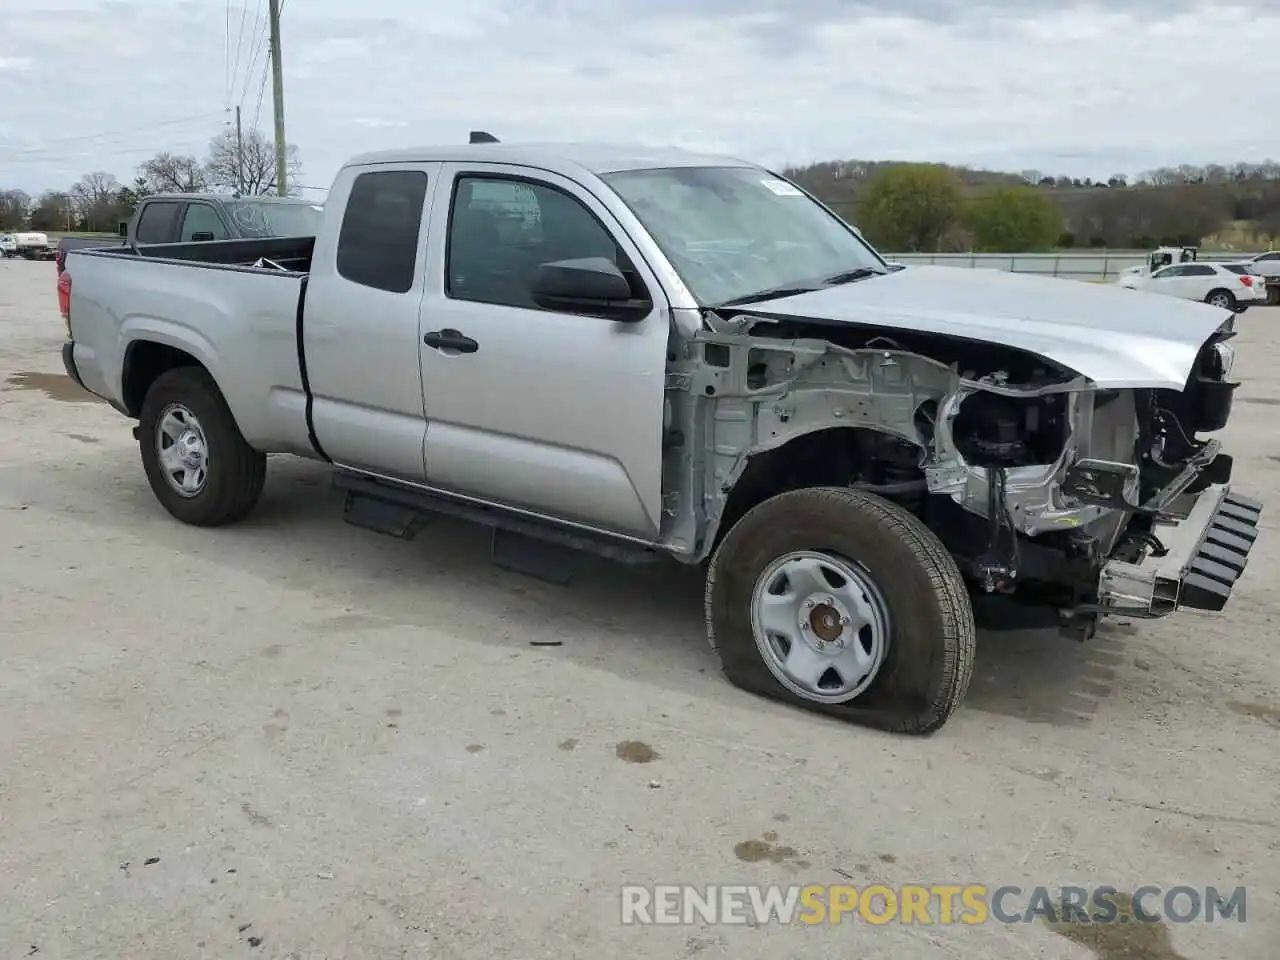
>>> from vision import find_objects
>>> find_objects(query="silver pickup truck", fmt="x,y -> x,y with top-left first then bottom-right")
61,138 -> 1261,735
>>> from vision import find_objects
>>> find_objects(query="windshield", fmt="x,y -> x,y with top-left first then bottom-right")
225,199 -> 324,238
600,166 -> 886,307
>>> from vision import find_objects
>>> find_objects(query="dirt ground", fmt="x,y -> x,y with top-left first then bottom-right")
1,257 -> 1277,959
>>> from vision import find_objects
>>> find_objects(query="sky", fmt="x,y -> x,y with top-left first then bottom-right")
1,0 -> 1277,197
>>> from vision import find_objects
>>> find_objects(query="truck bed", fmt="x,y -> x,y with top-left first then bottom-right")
83,235 -> 315,274
65,237 -> 315,456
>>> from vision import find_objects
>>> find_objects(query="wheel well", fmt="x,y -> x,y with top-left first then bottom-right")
122,341 -> 205,416
1206,287 -> 1232,300
711,427 -> 924,554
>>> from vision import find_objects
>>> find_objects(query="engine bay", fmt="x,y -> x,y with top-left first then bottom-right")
661,311 -> 1239,627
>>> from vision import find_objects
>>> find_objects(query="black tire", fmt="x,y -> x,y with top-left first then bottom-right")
138,366 -> 266,526
1266,285 -> 1280,307
704,487 -> 975,735
1204,288 -> 1236,311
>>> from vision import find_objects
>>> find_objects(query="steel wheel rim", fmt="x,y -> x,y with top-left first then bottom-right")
155,403 -> 210,498
1209,294 -> 1231,308
749,549 -> 891,704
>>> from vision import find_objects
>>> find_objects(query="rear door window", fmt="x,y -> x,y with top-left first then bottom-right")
179,203 -> 230,241
133,201 -> 182,244
336,170 -> 429,294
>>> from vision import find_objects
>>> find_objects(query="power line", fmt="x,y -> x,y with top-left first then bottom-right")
229,0 -> 251,109
252,54 -> 271,131
241,37 -> 267,115
238,1 -> 267,111
224,0 -> 231,109
0,113 -> 224,159
1,138 -> 215,166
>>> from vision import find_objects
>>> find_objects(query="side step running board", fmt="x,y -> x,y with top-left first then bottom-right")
332,471 -> 662,584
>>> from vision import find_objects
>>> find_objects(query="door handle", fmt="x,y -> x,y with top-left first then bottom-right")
423,328 -> 479,354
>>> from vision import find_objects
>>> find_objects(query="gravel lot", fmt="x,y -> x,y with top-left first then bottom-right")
1,257 -> 1278,959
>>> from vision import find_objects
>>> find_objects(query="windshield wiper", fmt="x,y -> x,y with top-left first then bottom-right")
819,267 -> 885,286
713,266 -> 886,309
715,284 -> 821,308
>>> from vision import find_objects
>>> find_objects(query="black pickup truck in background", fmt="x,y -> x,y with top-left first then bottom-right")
56,193 -> 324,262
55,193 -> 324,321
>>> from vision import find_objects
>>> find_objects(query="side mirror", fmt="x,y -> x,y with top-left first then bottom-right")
530,257 -> 648,320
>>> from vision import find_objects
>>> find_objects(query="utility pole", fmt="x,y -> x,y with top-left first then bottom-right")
267,0 -> 288,196
235,105 -> 244,195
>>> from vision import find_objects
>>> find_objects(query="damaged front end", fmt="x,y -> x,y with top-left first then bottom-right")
660,308 -> 1259,637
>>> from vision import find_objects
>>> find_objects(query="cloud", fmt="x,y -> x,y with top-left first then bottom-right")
0,0 -> 1276,194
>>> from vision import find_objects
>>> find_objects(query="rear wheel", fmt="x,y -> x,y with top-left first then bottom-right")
1205,288 -> 1236,311
138,367 -> 266,526
704,487 -> 976,735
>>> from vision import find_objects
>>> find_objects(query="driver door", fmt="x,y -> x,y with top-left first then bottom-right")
1144,264 -> 1185,297
415,163 -> 672,540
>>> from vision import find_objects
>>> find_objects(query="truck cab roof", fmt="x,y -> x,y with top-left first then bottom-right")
344,142 -> 758,177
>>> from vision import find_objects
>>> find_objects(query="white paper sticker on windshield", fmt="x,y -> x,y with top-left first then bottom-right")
760,178 -> 804,197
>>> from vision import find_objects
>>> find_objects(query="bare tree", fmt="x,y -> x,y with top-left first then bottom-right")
139,152 -> 209,193
204,127 -> 302,196
69,172 -> 122,231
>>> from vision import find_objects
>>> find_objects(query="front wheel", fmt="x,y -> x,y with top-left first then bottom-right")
138,366 -> 266,526
704,487 -> 976,735
1205,289 -> 1236,311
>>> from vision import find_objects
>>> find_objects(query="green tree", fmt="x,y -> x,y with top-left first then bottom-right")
967,187 -> 1064,252
29,191 -> 74,231
1260,209 -> 1280,243
856,164 -> 964,252
0,189 -> 31,230
114,177 -> 153,224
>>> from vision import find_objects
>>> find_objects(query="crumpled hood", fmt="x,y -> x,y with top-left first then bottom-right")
734,265 -> 1231,390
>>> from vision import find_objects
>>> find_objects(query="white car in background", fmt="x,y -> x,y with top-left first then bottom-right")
1117,260 -> 1266,312
1233,251 -> 1280,305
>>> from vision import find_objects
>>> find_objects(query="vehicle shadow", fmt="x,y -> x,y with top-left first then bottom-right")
0,450 -> 1130,728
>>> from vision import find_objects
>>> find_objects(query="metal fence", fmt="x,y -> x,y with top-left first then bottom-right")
881,251 -> 1254,283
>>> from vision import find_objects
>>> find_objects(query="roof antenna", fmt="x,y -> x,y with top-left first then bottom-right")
469,130 -> 499,144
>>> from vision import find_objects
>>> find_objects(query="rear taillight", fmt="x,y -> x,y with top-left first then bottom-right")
1239,275 -> 1254,287
57,272 -> 71,331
